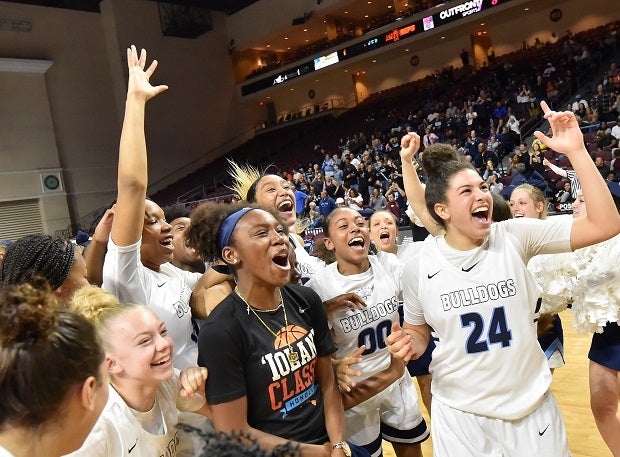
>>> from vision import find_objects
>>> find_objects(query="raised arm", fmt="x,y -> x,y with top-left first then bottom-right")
542,157 -> 568,178
399,133 -> 443,236
111,46 -> 168,247
536,101 -> 620,249
84,207 -> 114,285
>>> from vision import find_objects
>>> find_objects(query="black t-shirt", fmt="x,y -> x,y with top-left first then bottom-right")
198,284 -> 336,444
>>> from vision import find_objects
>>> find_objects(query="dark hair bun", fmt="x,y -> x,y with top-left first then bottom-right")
421,144 -> 460,176
0,280 -> 60,346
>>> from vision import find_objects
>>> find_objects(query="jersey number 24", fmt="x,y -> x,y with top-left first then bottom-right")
460,306 -> 512,354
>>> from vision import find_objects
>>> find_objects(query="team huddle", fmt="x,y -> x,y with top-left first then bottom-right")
1,46 -> 619,457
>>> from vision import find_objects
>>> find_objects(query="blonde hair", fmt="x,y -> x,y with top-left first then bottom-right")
513,183 -> 548,219
70,285 -> 142,350
227,158 -> 308,233
226,159 -> 261,201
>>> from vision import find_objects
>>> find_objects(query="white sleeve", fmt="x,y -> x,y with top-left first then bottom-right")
181,270 -> 202,291
503,216 -> 572,261
102,238 -> 149,305
402,253 -> 426,326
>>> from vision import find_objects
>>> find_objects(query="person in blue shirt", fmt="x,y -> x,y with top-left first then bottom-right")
318,190 -> 336,222
293,184 -> 308,218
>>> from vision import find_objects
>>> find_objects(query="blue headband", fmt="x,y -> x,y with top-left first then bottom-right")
217,207 -> 256,254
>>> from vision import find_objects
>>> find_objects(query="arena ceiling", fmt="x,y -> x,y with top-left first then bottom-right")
0,0 -> 260,14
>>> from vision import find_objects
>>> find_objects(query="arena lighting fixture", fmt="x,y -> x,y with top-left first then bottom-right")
242,0 -> 518,96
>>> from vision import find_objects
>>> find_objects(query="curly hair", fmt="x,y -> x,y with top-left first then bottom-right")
186,201 -> 290,264
178,425 -> 300,457
0,279 -> 104,429
186,201 -> 252,262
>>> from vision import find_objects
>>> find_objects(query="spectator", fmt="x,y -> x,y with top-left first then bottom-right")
422,128 -> 439,150
304,201 -> 319,229
595,156 -> 611,178
492,101 -> 508,120
293,184 -> 308,217
465,106 -> 479,133
554,181 -> 574,204
590,84 -> 612,121
465,129 -> 482,158
506,115 -> 521,148
611,117 -> 620,141
369,187 -> 387,212
311,173 -> 324,195
529,142 -> 546,176
321,153 -> 335,176
487,173 -> 504,195
482,159 -> 501,182
473,143 -> 499,174
517,85 -> 533,114
318,190 -> 336,221
332,163 -> 344,184
610,148 -> 620,173
385,193 -> 401,223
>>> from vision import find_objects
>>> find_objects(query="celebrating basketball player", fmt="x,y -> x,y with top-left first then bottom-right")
307,207 -> 428,457
186,201 -> 362,457
398,103 -> 620,457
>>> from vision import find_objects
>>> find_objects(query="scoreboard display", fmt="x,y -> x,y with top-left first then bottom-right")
241,0 -> 512,96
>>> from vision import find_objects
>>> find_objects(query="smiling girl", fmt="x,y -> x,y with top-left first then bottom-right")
186,202 -> 351,457
67,286 -> 210,457
399,102 -> 620,456
307,207 -> 428,457
102,46 -> 206,371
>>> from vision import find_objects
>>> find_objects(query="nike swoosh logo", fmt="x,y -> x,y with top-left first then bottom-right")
427,270 -> 440,279
462,261 -> 481,272
538,424 -> 550,436
128,438 -> 138,453
156,282 -> 165,287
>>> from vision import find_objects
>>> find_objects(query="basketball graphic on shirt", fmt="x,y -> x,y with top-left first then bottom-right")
274,324 -> 308,349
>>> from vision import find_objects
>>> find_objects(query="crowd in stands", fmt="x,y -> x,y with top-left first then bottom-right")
187,21 -> 620,229
152,21 -> 620,224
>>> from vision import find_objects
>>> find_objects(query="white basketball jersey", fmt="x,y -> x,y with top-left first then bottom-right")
103,239 -> 200,370
404,217 -> 572,420
66,375 -> 205,457
307,252 -> 402,380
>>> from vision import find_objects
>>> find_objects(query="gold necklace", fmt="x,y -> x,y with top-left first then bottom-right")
235,287 -> 300,364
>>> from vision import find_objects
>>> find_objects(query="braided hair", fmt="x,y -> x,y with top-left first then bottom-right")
0,234 -> 75,290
